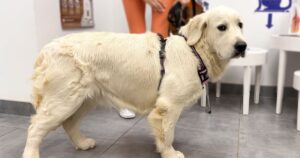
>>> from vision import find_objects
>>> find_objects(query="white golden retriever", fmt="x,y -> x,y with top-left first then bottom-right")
23,6 -> 247,158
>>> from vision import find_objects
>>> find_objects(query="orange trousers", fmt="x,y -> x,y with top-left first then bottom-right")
122,0 -> 175,37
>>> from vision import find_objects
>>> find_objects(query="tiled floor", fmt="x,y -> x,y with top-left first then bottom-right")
1,94 -> 300,158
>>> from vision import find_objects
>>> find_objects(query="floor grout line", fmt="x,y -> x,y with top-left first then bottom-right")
0,96 -> 298,158
0,127 -> 17,138
98,116 -> 144,157
237,115 -> 241,158
237,97 -> 242,158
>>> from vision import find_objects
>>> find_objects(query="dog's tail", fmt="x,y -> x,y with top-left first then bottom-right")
31,52 -> 48,110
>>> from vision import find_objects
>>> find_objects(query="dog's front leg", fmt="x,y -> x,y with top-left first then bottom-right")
147,100 -> 184,158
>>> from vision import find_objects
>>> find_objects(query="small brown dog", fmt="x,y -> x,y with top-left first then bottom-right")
168,1 -> 204,34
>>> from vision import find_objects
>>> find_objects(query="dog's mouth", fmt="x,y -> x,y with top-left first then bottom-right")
232,51 -> 245,58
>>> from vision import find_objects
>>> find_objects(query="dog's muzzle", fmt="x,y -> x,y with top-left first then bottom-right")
233,41 -> 247,58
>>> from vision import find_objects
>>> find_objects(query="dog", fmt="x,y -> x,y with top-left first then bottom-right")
23,6 -> 247,158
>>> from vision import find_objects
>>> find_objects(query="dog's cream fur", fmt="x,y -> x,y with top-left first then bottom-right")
23,7 -> 245,158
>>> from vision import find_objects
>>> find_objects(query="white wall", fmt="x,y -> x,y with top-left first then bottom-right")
34,0 -> 150,49
1,0 -> 300,102
0,0 -> 39,102
34,0 -> 124,49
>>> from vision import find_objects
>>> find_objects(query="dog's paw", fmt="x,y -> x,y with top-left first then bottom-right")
175,151 -> 185,158
162,150 -> 185,158
75,138 -> 96,150
23,148 -> 39,158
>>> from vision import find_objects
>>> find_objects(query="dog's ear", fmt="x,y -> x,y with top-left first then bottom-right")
179,13 -> 207,45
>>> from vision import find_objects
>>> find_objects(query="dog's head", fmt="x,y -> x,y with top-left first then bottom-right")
179,6 -> 247,59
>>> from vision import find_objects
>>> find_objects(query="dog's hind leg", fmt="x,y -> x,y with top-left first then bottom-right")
147,98 -> 185,158
63,99 -> 96,150
23,91 -> 88,158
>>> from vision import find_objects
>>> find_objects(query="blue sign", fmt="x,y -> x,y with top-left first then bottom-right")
196,0 -> 209,11
256,0 -> 292,12
255,0 -> 293,29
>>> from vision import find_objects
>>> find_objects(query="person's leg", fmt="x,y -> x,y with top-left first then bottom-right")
122,0 -> 146,33
151,0 -> 176,37
120,0 -> 146,118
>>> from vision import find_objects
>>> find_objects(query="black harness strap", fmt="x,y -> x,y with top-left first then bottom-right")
179,34 -> 211,113
156,33 -> 211,113
156,33 -> 209,90
179,34 -> 209,86
190,46 -> 209,85
157,34 -> 167,90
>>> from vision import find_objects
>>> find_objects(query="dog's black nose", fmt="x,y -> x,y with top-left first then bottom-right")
234,41 -> 247,53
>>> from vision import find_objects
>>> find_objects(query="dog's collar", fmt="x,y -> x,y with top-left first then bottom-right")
178,34 -> 209,86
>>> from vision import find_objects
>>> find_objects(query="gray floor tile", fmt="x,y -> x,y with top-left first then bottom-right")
0,113 -> 30,129
115,121 -> 154,145
281,97 -> 298,118
85,108 -> 141,128
210,95 -> 242,113
178,109 -> 239,131
173,126 -> 238,156
108,124 -> 238,158
210,93 -> 242,104
239,105 -> 300,158
239,145 -> 300,158
114,111 -> 239,158
249,96 -> 298,119
185,102 -> 241,118
0,129 -> 27,158
101,141 -> 237,158
0,113 -> 66,134
182,148 -> 237,158
133,102 -> 240,131
40,132 -> 114,158
0,128 -> 115,158
100,119 -> 161,158
100,141 -> 160,158
0,126 -> 16,137
1,94 -> 300,158
80,108 -> 142,141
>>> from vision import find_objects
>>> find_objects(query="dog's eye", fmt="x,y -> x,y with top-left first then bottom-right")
217,25 -> 227,31
238,22 -> 243,29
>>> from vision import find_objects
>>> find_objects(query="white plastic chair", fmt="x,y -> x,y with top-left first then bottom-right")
215,48 -> 268,115
293,71 -> 300,131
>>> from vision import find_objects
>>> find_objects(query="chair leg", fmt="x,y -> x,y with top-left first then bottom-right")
276,50 -> 287,114
243,66 -> 251,115
254,66 -> 262,104
297,92 -> 300,131
216,81 -> 221,98
201,85 -> 207,107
